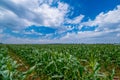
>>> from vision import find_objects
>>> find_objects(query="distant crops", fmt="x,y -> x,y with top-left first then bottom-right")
0,44 -> 120,80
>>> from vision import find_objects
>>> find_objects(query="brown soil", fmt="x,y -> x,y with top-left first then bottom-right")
7,45 -> 40,80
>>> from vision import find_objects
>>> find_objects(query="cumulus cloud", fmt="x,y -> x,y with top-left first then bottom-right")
66,15 -> 84,24
0,7 -> 31,30
59,29 -> 120,43
2,30 -> 120,44
59,5 -> 120,43
0,0 -> 84,32
33,3 -> 68,27
38,0 -> 60,5
82,5 -> 120,31
0,0 -> 120,43
0,0 -> 69,30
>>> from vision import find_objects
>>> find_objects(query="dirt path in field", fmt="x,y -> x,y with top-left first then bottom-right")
6,45 -> 40,80
7,45 -> 29,71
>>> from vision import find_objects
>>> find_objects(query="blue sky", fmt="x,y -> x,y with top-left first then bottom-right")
0,0 -> 120,44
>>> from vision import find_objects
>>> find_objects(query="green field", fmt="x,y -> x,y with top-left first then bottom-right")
0,44 -> 120,80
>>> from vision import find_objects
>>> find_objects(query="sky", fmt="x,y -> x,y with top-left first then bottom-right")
0,0 -> 120,44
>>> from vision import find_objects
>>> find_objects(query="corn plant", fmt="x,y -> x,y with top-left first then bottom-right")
4,44 -> 120,80
0,46 -> 36,80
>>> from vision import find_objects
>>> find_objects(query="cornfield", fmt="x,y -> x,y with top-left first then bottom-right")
0,44 -> 120,80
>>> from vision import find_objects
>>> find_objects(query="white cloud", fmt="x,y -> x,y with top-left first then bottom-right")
0,7 -> 33,30
11,0 -> 39,9
59,14 -> 120,43
2,30 -> 120,44
38,0 -> 59,5
0,0 -> 120,44
23,29 -> 43,35
0,0 -> 69,30
1,36 -> 57,44
83,5 -> 120,31
1,23 -> 120,44
59,29 -> 120,43
66,15 -> 84,24
33,3 -> 68,27
61,31 -> 102,40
